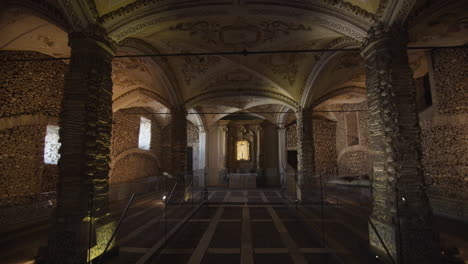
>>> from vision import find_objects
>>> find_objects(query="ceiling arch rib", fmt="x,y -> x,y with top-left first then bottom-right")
117,38 -> 183,107
185,89 -> 298,110
113,87 -> 171,111
301,37 -> 361,108
187,108 -> 207,132
193,65 -> 293,100
105,4 -> 373,42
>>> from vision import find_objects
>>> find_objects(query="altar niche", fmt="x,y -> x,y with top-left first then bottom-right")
222,120 -> 264,188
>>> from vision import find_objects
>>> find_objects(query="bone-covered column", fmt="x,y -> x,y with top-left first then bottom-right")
361,24 -> 439,264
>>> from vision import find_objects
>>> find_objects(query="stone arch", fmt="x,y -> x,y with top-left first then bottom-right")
310,86 -> 367,109
104,4 -> 373,42
110,148 -> 160,172
117,38 -> 183,107
301,37 -> 361,108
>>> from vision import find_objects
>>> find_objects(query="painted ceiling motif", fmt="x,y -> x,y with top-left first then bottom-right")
169,18 -> 312,50
3,0 -> 463,129
126,14 -> 343,100
181,54 -> 221,86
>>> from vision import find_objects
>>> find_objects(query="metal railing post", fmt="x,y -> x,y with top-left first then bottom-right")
97,193 -> 136,264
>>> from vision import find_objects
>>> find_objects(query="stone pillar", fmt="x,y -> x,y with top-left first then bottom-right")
171,108 -> 187,193
361,24 -> 439,264
198,129 -> 207,187
296,107 -> 315,201
277,126 -> 287,186
255,125 -> 263,169
45,27 -> 116,264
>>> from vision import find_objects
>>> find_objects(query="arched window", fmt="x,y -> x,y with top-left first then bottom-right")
236,140 -> 250,161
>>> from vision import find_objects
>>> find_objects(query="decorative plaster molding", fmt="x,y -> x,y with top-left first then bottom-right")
105,3 -> 372,42
259,53 -> 299,86
181,54 -> 221,86
170,18 -> 311,48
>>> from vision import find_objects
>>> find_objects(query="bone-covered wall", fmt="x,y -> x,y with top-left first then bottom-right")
109,108 -> 163,200
420,48 -> 468,220
0,51 -> 66,207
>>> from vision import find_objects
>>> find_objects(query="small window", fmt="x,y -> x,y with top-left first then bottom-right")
138,116 -> 151,150
346,112 -> 359,146
44,125 -> 61,164
236,140 -> 250,161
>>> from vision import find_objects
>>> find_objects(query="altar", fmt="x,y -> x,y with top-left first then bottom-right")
217,119 -> 265,189
229,173 -> 256,189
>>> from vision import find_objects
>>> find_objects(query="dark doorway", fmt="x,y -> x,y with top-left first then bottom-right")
287,150 -> 298,170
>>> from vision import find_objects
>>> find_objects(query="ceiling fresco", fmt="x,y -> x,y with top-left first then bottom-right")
2,0 -> 464,129
132,17 -> 343,104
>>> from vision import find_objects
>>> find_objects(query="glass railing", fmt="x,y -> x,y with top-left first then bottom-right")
93,171 -> 204,264
281,171 -> 388,264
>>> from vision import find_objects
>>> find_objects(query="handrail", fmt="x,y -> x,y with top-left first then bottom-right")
164,182 -> 178,205
97,193 -> 136,264
368,217 -> 396,264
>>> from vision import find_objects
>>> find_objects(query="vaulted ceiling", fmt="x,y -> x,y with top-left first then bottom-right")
2,0 -> 466,128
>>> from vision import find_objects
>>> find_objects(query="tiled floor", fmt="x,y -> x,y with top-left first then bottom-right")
109,189 -> 358,264
2,188 -> 467,264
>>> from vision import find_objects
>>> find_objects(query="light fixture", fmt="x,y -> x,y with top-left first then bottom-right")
162,195 -> 166,200
401,197 -> 406,201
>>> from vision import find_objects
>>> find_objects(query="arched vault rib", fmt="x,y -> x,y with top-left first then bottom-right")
118,38 -> 183,107
192,60 -> 294,100
187,108 -> 207,132
185,89 -> 299,110
301,37 -> 361,108
105,4 -> 373,42
113,87 -> 171,113
311,86 -> 367,109
110,148 -> 160,171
